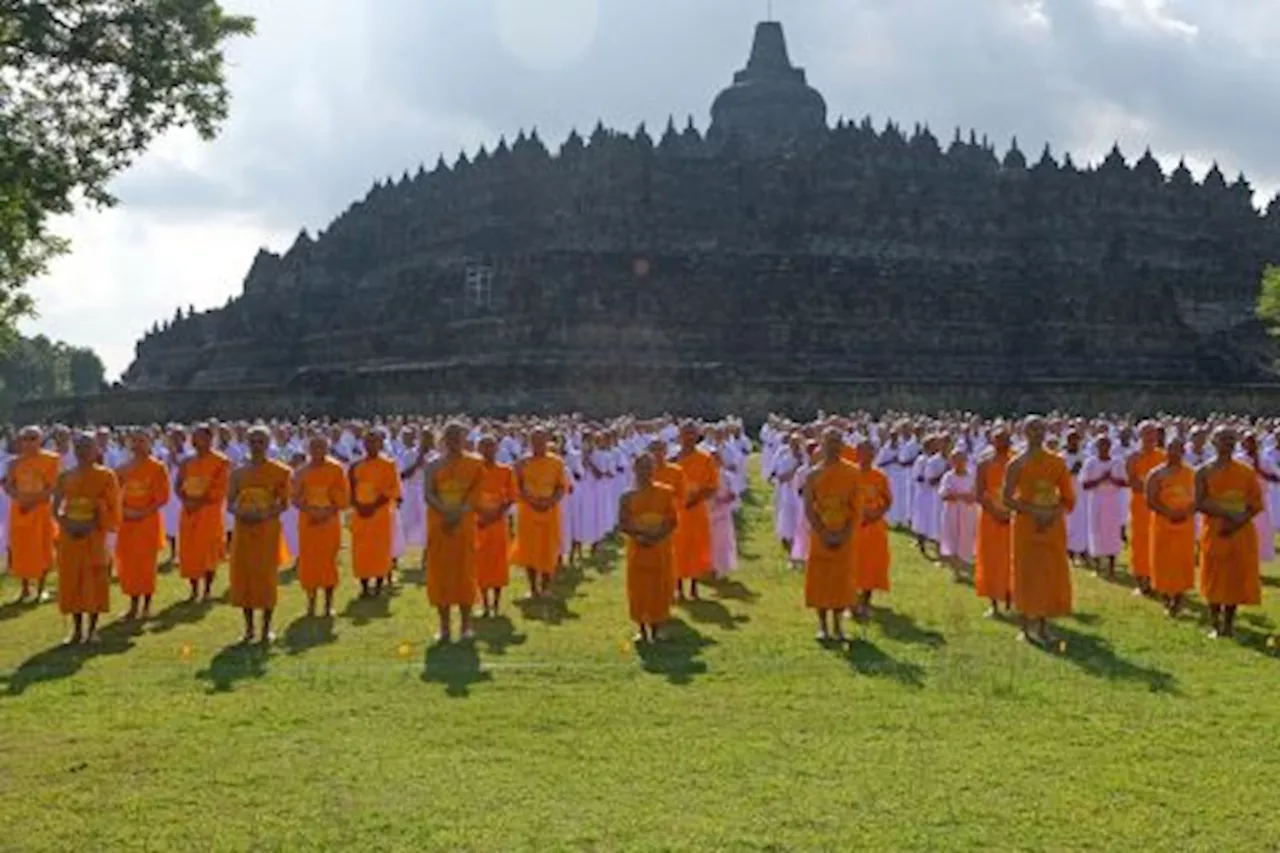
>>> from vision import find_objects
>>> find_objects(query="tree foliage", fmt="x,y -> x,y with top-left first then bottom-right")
0,332 -> 104,416
0,0 -> 254,331
1256,264 -> 1280,337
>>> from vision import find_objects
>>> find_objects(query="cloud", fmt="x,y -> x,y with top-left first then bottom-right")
22,0 -> 1280,378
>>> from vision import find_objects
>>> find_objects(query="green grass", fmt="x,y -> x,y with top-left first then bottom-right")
2,462 -> 1279,852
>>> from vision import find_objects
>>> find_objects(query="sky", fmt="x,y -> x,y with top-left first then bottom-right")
21,0 -> 1280,378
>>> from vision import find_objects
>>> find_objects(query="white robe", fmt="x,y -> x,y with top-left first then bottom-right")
1082,457 -> 1124,558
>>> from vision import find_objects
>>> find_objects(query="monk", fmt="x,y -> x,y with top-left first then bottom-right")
673,422 -> 719,601
619,453 -> 678,643
474,436 -> 516,617
1195,427 -> 1263,639
974,428 -> 1013,617
1003,416 -> 1076,645
852,439 -> 892,621
53,433 -> 121,644
423,422 -> 484,643
176,424 -> 230,602
293,434 -> 349,617
349,430 -> 401,598
804,428 -> 861,642
115,429 -> 171,620
1145,438 -> 1197,617
649,440 -> 686,605
513,428 -> 569,599
1126,421 -> 1163,596
4,426 -> 60,603
227,426 -> 291,644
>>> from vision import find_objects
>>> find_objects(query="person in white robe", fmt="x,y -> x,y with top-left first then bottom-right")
1063,432 -> 1089,562
1081,436 -> 1125,579
938,452 -> 977,578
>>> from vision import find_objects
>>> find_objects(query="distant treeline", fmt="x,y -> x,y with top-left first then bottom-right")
0,334 -> 106,419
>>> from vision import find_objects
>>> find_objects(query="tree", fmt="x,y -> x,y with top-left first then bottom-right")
68,347 -> 105,394
0,0 -> 254,335
1256,264 -> 1280,337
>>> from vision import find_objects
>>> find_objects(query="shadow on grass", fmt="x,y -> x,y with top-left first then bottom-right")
516,561 -> 585,626
341,593 -> 392,627
421,640 -> 492,698
0,599 -> 39,623
1070,612 -> 1103,627
1178,598 -> 1277,660
831,638 -> 925,688
732,512 -> 762,561
702,576 -> 761,604
1039,625 -> 1179,693
148,598 -> 215,635
283,615 -> 337,656
637,618 -> 715,686
581,538 -> 622,576
196,642 -> 270,694
398,567 -> 426,586
277,565 -> 297,586
473,614 -> 526,656
678,598 -> 749,631
872,606 -> 946,648
1,620 -> 139,697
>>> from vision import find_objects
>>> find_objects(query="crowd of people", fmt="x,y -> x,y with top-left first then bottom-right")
0,411 -> 1270,649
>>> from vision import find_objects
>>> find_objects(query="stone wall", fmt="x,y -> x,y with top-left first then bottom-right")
15,367 -> 1280,426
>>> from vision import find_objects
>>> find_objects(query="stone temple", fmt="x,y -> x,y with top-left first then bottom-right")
117,21 -> 1280,418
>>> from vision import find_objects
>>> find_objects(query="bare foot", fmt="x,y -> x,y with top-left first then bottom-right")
260,632 -> 276,645
434,632 -> 451,645
1016,631 -> 1032,644
983,607 -> 999,619
241,631 -> 255,645
65,633 -> 83,646
815,630 -> 831,642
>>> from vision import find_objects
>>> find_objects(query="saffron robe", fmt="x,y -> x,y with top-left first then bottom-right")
229,460 -> 292,610
674,449 -> 719,580
7,451 -> 61,581
475,462 -> 517,591
115,457 -> 171,598
974,454 -> 1011,602
853,467 -> 892,592
804,461 -> 861,610
55,465 -> 121,615
294,458 -> 350,592
349,455 -> 402,581
1199,460 -> 1263,607
512,454 -> 569,576
425,454 -> 484,608
1150,466 -> 1196,597
1009,450 -> 1076,619
177,452 -> 230,579
625,484 -> 678,625
1127,448 -> 1163,580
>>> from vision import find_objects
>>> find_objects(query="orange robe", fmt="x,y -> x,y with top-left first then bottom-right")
1199,461 -> 1262,607
56,465 -> 121,615
1128,448 -> 1163,580
7,451 -> 60,581
177,452 -> 230,579
229,461 -> 292,610
974,454 -> 1012,602
625,484 -> 678,625
1010,450 -> 1076,619
512,454 -> 569,576
349,455 -> 402,581
853,467 -> 891,592
654,460 -> 686,596
294,458 -> 350,593
1149,466 -> 1196,596
804,460 -> 861,610
425,454 -> 484,608
475,462 -> 516,591
115,457 -> 171,598
674,449 -> 719,580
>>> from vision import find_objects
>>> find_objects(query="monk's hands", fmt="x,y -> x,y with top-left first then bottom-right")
1032,508 -> 1057,532
354,501 -> 377,519
58,517 -> 93,539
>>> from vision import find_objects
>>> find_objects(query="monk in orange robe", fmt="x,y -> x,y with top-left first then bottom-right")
423,422 -> 484,643
852,440 -> 891,621
649,440 -> 685,605
5,426 -> 60,603
974,428 -> 1013,617
228,426 -> 291,643
620,453 -> 678,643
293,434 -> 350,617
1126,421 -> 1164,596
1195,427 -> 1263,639
52,433 -> 121,643
673,422 -> 719,601
1145,438 -> 1196,617
176,424 -> 230,602
474,435 -> 516,617
804,428 -> 861,642
1003,416 -> 1076,645
349,430 -> 402,598
115,429 -> 171,620
513,428 -> 569,599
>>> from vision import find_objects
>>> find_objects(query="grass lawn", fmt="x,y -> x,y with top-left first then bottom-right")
2,461 -> 1279,852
